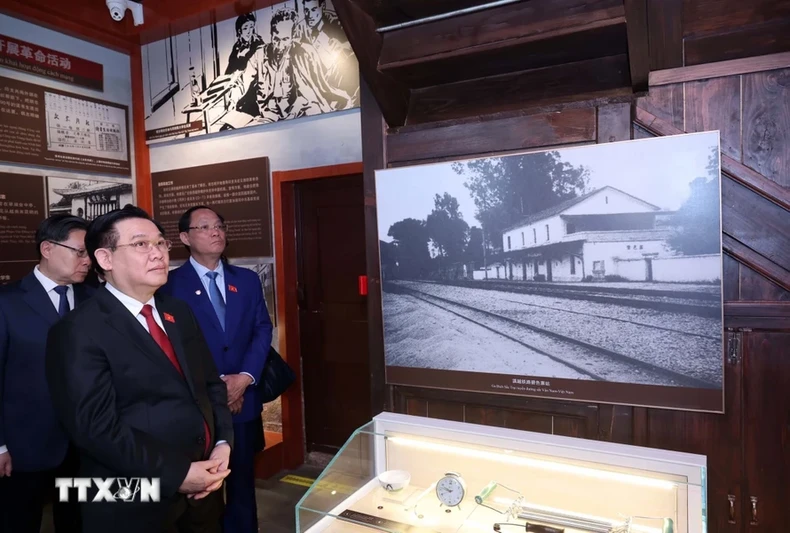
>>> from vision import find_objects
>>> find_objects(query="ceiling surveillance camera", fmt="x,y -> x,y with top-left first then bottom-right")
106,0 -> 144,26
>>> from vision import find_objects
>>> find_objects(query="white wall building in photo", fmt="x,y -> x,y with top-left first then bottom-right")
375,131 -> 725,412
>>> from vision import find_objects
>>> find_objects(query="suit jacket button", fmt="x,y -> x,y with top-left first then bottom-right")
223,347 -> 228,352
198,436 -> 205,444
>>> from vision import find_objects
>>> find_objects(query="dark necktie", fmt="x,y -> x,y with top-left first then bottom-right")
205,272 -> 226,331
53,285 -> 70,317
140,304 -> 211,455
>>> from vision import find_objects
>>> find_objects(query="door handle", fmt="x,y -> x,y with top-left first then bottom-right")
727,495 -> 736,524
750,496 -> 758,525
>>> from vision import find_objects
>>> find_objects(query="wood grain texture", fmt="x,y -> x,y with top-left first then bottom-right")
380,0 -> 623,65
743,69 -> 790,188
722,179 -> 790,276
650,52 -> 790,86
624,0 -> 650,90
407,55 -> 630,125
739,264 -> 790,302
636,85 -> 684,130
360,80 -> 388,414
131,47 -> 152,213
685,76 -> 741,159
596,404 -> 633,444
743,333 -> 790,529
597,103 -> 632,143
721,154 -> 790,213
684,19 -> 790,66
388,108 -> 596,164
724,302 -> 790,329
722,254 -> 740,301
682,0 -> 790,36
380,19 -> 627,89
332,0 -> 410,127
723,234 -> 790,295
426,401 -> 465,422
647,0 -> 683,70
645,330 -> 743,533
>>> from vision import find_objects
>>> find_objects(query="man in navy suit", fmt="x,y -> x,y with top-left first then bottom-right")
161,206 -> 273,533
0,214 -> 93,532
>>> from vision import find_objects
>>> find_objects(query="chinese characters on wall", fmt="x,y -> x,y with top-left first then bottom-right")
153,157 -> 272,260
0,76 -> 130,175
0,34 -> 104,91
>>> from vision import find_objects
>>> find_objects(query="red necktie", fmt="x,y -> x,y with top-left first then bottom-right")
140,304 -> 211,455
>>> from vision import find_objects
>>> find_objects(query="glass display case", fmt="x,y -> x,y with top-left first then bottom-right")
295,412 -> 707,533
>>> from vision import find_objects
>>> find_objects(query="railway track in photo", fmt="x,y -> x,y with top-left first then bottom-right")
431,279 -> 721,319
384,280 -> 719,388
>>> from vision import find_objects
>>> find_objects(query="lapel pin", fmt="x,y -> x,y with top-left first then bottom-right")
228,285 -> 238,293
163,313 -> 176,323
195,290 -> 201,295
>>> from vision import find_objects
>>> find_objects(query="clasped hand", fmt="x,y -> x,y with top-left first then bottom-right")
222,374 -> 253,414
179,443 -> 231,500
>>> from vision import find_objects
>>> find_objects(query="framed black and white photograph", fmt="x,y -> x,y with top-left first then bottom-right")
141,0 -> 360,143
375,131 -> 724,413
46,176 -> 133,221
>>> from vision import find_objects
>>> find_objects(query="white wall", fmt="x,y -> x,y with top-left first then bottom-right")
0,14 -> 135,194
653,254 -> 721,283
564,187 -> 657,216
503,214 -> 563,251
148,107 -> 362,173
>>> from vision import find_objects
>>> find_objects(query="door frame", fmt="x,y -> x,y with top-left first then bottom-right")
272,161 -> 364,469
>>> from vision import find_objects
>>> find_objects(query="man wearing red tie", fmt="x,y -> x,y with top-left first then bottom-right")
45,205 -> 233,533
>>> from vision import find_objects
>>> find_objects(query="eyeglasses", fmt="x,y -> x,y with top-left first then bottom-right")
49,240 -> 89,259
188,224 -> 228,232
113,239 -> 172,253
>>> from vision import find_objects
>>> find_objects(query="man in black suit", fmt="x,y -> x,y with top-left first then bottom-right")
0,213 -> 92,533
45,206 -> 233,533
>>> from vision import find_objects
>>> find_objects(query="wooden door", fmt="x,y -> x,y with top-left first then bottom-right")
296,174 -> 370,453
743,331 -> 790,531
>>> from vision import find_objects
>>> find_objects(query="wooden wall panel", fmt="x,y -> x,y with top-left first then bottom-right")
685,77 -> 742,160
743,333 -> 790,530
742,70 -> 790,188
739,265 -> 790,302
387,108 -> 596,165
636,85 -> 684,130
645,334 -> 743,533
369,60 -> 790,532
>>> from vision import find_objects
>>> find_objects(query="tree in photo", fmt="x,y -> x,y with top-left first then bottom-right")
452,151 -> 590,249
667,146 -> 722,256
387,217 -> 431,279
426,193 -> 469,268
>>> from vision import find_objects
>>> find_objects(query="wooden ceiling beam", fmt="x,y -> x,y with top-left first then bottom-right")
380,18 -> 627,89
624,0 -> 649,92
380,0 -> 624,65
406,54 -> 632,125
333,0 -> 410,127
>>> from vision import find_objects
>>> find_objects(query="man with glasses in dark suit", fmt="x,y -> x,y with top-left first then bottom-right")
45,205 -> 233,533
0,214 -> 93,533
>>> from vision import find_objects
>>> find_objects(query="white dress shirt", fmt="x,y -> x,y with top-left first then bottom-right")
188,257 -> 255,385
104,283 -> 227,448
0,268 -> 74,455
190,256 -> 226,302
33,265 -> 74,311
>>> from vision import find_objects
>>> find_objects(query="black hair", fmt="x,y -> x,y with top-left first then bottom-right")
177,206 -> 228,257
85,205 -> 165,275
35,214 -> 89,259
177,205 -> 225,234
271,9 -> 297,34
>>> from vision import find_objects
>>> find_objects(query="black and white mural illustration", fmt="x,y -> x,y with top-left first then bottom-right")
141,0 -> 360,142
376,131 -> 725,412
47,176 -> 133,221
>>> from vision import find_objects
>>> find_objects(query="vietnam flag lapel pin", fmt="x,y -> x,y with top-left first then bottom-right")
163,312 -> 176,323
228,285 -> 238,293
